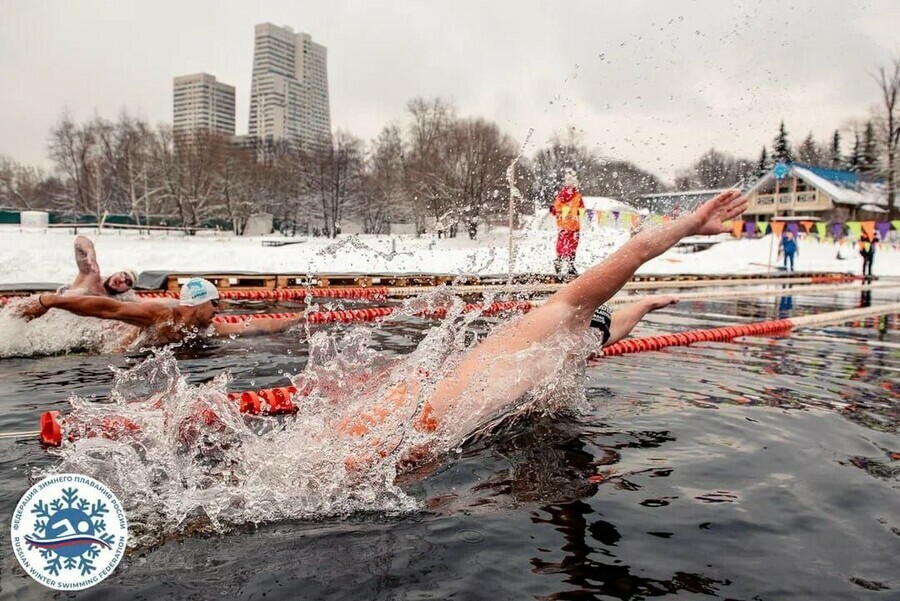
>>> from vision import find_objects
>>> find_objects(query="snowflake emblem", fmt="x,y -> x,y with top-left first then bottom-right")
24,486 -> 117,577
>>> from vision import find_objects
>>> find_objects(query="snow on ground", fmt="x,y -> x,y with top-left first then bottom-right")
0,225 -> 896,287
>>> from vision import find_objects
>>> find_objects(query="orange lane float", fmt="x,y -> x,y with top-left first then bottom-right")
34,303 -> 900,448
139,287 -> 392,302
598,319 -> 795,357
211,301 -> 534,326
39,385 -> 300,447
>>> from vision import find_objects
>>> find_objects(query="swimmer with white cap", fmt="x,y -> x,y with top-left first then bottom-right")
24,277 -> 307,349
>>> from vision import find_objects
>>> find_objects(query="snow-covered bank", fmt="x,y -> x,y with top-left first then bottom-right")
0,226 -> 896,286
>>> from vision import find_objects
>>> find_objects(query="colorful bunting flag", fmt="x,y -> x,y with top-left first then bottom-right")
847,221 -> 862,238
860,221 -> 875,239
770,221 -> 785,237
815,223 -> 826,239
875,221 -> 891,240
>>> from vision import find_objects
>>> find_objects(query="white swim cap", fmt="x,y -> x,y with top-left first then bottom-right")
179,278 -> 219,306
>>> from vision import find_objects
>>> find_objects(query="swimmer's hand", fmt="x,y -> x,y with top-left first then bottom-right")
690,189 -> 747,236
16,295 -> 49,321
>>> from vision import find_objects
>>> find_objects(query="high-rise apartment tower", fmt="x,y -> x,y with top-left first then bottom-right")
172,73 -> 236,136
248,23 -> 331,148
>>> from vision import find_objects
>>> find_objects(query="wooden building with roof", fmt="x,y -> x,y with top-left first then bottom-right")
743,164 -> 887,223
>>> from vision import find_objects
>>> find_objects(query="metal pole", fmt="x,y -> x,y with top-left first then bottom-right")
768,175 -> 780,273
508,160 -> 516,284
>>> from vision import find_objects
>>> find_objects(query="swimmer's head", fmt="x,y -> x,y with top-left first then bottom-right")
784,231 -> 794,240
103,270 -> 136,295
179,277 -> 220,310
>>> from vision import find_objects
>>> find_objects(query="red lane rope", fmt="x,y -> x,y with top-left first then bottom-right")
37,301 -> 533,447
33,308 -> 895,448
211,301 -> 533,325
0,273 -> 868,305
598,319 -> 795,357
39,384 -> 304,447
139,288 -> 391,301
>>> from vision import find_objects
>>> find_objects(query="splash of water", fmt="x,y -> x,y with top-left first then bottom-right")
0,300 -> 132,358
37,293 -> 599,547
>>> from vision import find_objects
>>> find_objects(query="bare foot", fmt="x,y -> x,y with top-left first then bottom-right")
644,294 -> 679,312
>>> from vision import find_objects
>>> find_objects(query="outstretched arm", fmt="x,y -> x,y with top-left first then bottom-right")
549,189 -> 746,327
74,236 -> 100,276
39,293 -> 167,328
212,315 -> 304,337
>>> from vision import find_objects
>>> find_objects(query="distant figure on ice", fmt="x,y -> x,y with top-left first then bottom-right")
779,231 -> 798,271
550,170 -> 585,276
859,232 -> 877,277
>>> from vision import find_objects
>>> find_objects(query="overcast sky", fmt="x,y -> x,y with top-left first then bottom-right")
0,0 -> 897,181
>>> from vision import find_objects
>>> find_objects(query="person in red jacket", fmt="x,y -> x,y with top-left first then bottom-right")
550,170 -> 586,275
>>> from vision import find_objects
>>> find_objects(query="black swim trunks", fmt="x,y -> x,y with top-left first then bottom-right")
590,304 -> 612,345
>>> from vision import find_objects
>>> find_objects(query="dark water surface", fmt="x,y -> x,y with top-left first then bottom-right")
1,289 -> 898,600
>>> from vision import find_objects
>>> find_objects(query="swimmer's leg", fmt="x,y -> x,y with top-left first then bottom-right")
604,295 -> 678,347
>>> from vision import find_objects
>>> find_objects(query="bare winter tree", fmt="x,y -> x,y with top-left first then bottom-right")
154,128 -> 227,228
96,113 -> 165,223
442,118 -> 518,238
0,156 -> 47,209
531,131 -> 600,206
362,124 -> 406,234
219,142 -> 263,234
272,141 -> 317,235
48,114 -> 104,217
405,97 -> 456,234
307,131 -> 364,238
592,159 -> 664,200
674,148 -> 754,190
874,56 -> 900,220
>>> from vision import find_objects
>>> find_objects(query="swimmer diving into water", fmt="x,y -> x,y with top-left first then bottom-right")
333,189 -> 748,467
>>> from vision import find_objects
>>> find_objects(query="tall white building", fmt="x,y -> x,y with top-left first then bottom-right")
172,73 -> 236,136
248,23 -> 331,148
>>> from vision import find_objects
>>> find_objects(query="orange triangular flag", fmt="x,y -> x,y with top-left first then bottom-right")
770,221 -> 785,236
731,221 -> 743,238
800,221 -> 813,233
861,221 -> 875,239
